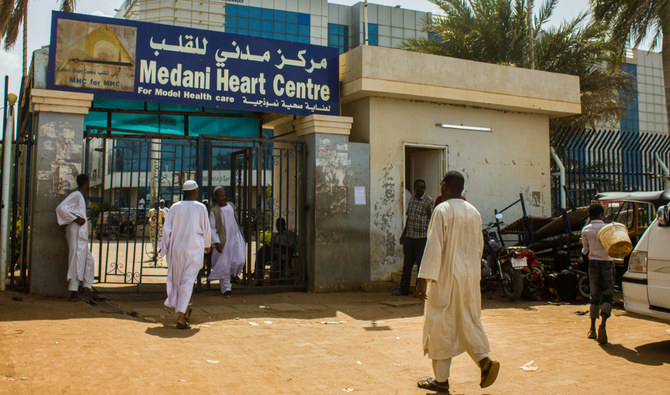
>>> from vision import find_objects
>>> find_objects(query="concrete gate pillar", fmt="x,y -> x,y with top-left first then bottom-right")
294,115 -> 371,292
28,89 -> 94,296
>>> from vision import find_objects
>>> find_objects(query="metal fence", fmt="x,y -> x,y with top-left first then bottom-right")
1,76 -> 33,291
85,126 -> 305,292
551,128 -> 670,216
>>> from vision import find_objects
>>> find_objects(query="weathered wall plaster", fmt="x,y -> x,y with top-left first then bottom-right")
363,97 -> 551,281
29,112 -> 86,296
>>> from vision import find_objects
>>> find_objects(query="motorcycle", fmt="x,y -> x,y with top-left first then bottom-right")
481,214 -> 525,301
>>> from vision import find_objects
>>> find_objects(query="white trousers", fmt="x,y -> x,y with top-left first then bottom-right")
219,271 -> 232,293
432,352 -> 489,382
68,278 -> 93,292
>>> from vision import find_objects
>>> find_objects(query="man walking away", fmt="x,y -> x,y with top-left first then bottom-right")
582,203 -> 614,345
416,171 -> 499,393
208,187 -> 246,297
393,179 -> 432,296
161,180 -> 211,329
55,174 -> 96,305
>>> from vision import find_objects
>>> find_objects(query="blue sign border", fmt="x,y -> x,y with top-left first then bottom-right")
47,11 -> 340,116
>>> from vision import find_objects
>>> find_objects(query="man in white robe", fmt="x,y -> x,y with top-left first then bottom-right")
160,180 -> 211,329
208,187 -> 246,296
416,171 -> 499,393
55,174 -> 96,304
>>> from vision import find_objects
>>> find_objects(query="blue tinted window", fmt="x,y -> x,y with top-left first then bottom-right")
327,23 -> 349,54
369,23 -> 378,46
620,63 -> 639,132
224,5 -> 310,44
249,19 -> 261,30
249,7 -> 261,19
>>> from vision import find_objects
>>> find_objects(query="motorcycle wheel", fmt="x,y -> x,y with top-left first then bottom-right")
501,264 -> 523,302
578,275 -> 590,300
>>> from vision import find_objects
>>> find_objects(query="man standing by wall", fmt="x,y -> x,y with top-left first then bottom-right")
208,187 -> 245,297
415,171 -> 499,393
161,180 -> 211,329
581,203 -> 614,345
55,174 -> 96,305
393,179 -> 432,296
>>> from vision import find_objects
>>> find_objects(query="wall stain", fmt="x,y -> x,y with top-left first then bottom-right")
373,161 -> 397,266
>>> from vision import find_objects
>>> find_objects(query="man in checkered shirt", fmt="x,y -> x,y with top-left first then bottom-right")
394,179 -> 433,296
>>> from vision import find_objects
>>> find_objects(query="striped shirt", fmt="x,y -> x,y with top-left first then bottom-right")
405,194 -> 433,239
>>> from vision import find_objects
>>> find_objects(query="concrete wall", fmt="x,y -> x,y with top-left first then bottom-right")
301,132 -> 370,291
340,46 -> 581,117
352,96 -> 552,281
338,46 -> 581,282
29,112 -> 86,296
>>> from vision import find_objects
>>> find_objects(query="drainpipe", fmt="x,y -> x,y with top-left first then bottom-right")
1,93 -> 17,291
550,147 -> 566,210
655,153 -> 670,189
364,0 -> 369,45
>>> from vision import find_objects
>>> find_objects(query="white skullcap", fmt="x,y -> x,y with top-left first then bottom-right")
213,186 -> 224,194
182,180 -> 198,191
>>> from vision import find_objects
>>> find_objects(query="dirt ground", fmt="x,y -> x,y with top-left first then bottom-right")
1,289 -> 669,394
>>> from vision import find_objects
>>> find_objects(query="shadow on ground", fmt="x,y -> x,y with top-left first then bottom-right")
601,340 -> 670,366
0,286 -> 592,327
145,325 -> 201,339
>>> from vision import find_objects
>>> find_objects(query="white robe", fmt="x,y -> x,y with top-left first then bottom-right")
418,199 -> 491,360
160,200 -> 211,313
55,191 -> 95,286
208,204 -> 246,281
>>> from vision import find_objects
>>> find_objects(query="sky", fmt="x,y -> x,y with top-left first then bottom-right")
0,0 -> 655,109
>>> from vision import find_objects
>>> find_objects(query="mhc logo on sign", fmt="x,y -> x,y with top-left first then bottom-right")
47,11 -> 340,116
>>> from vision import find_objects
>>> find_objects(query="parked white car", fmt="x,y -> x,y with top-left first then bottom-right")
623,202 -> 670,321
598,190 -> 670,322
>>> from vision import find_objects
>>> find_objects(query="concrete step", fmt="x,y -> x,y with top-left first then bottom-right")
361,281 -> 396,293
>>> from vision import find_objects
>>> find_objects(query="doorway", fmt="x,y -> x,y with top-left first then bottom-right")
404,144 -> 448,212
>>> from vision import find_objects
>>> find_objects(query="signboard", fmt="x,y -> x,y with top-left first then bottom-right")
47,11 -> 339,116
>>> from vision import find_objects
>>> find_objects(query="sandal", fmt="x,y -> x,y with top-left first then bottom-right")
480,360 -> 500,388
417,378 -> 449,393
176,321 -> 191,330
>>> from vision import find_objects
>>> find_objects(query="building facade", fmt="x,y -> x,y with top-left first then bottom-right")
618,49 -> 668,134
14,8 -> 581,296
116,0 -> 430,54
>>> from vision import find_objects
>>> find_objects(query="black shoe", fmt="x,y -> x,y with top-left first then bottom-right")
222,291 -> 232,297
